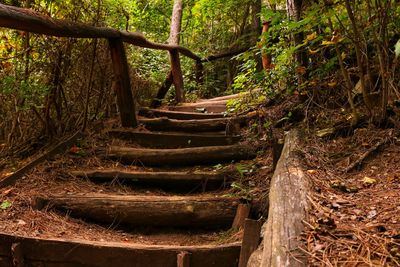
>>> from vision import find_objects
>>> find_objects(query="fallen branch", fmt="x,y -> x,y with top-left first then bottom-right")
345,134 -> 396,173
0,131 -> 82,188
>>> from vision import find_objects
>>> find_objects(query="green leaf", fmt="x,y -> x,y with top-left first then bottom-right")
395,39 -> 400,58
0,200 -> 12,210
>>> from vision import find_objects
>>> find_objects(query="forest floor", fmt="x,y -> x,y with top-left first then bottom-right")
302,126 -> 400,266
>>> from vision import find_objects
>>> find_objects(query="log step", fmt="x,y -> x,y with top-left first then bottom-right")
0,232 -> 240,267
36,194 -> 240,228
108,144 -> 257,166
139,107 -> 225,120
108,129 -> 242,148
70,169 -> 232,191
139,117 -> 245,132
196,93 -> 243,103
169,104 -> 227,113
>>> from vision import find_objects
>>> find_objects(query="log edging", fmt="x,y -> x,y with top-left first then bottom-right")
247,129 -> 309,267
0,232 -> 240,267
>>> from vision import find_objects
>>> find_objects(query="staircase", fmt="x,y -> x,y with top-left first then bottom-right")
0,96 -> 261,267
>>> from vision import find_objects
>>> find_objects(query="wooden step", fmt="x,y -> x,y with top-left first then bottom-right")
108,144 -> 257,166
0,232 -> 240,267
36,194 -> 240,228
139,117 -> 245,133
108,129 -> 242,148
70,169 -> 232,191
169,104 -> 227,113
196,93 -> 243,103
139,107 -> 225,120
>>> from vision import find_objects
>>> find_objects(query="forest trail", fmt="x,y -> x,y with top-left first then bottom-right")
0,95 -> 265,267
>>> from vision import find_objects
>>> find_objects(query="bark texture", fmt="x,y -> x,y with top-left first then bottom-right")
247,130 -> 308,267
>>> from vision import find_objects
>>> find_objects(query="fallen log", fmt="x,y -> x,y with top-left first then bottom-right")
174,100 -> 228,107
70,169 -> 232,191
108,129 -> 241,148
36,194 -> 240,228
247,129 -> 309,267
0,131 -> 82,188
139,107 -> 225,120
108,144 -> 257,166
139,117 -> 245,133
0,232 -> 240,267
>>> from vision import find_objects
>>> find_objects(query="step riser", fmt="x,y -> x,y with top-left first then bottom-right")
108,145 -> 256,167
108,130 -> 241,148
36,196 -> 239,228
169,105 -> 227,113
0,233 -> 240,267
139,108 -> 225,120
72,171 -> 231,192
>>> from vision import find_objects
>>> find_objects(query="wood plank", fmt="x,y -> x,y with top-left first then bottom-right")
70,169 -> 232,191
109,38 -> 137,127
139,117 -> 245,132
36,194 -> 240,228
238,219 -> 263,267
0,233 -> 240,267
139,107 -> 225,120
0,131 -> 83,188
108,144 -> 257,166
247,129 -> 309,267
108,129 -> 241,148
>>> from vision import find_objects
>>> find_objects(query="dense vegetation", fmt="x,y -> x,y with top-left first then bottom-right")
0,0 -> 399,159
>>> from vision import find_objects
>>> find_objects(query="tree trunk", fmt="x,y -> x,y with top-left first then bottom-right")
153,0 -> 185,105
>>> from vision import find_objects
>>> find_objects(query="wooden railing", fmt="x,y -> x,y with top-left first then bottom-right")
0,4 -> 251,127
0,3 -> 202,127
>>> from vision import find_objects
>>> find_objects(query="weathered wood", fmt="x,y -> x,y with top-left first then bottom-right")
139,107 -> 225,120
232,204 -> 251,230
0,131 -> 83,188
11,243 -> 24,267
345,135 -> 395,173
169,105 -> 227,113
177,251 -> 191,267
247,130 -> 308,267
108,129 -> 241,148
0,4 -> 201,61
170,49 -> 185,103
0,233 -> 240,267
70,169 -> 232,191
178,100 -> 229,106
108,38 -> 137,127
36,194 -> 240,228
108,144 -> 256,166
238,219 -> 262,267
196,93 -> 244,103
139,117 -> 245,132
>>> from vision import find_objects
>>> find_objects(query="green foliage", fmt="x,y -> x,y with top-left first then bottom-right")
0,200 -> 12,210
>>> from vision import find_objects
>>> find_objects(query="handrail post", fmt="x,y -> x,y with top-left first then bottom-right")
170,49 -> 185,103
108,38 -> 137,127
